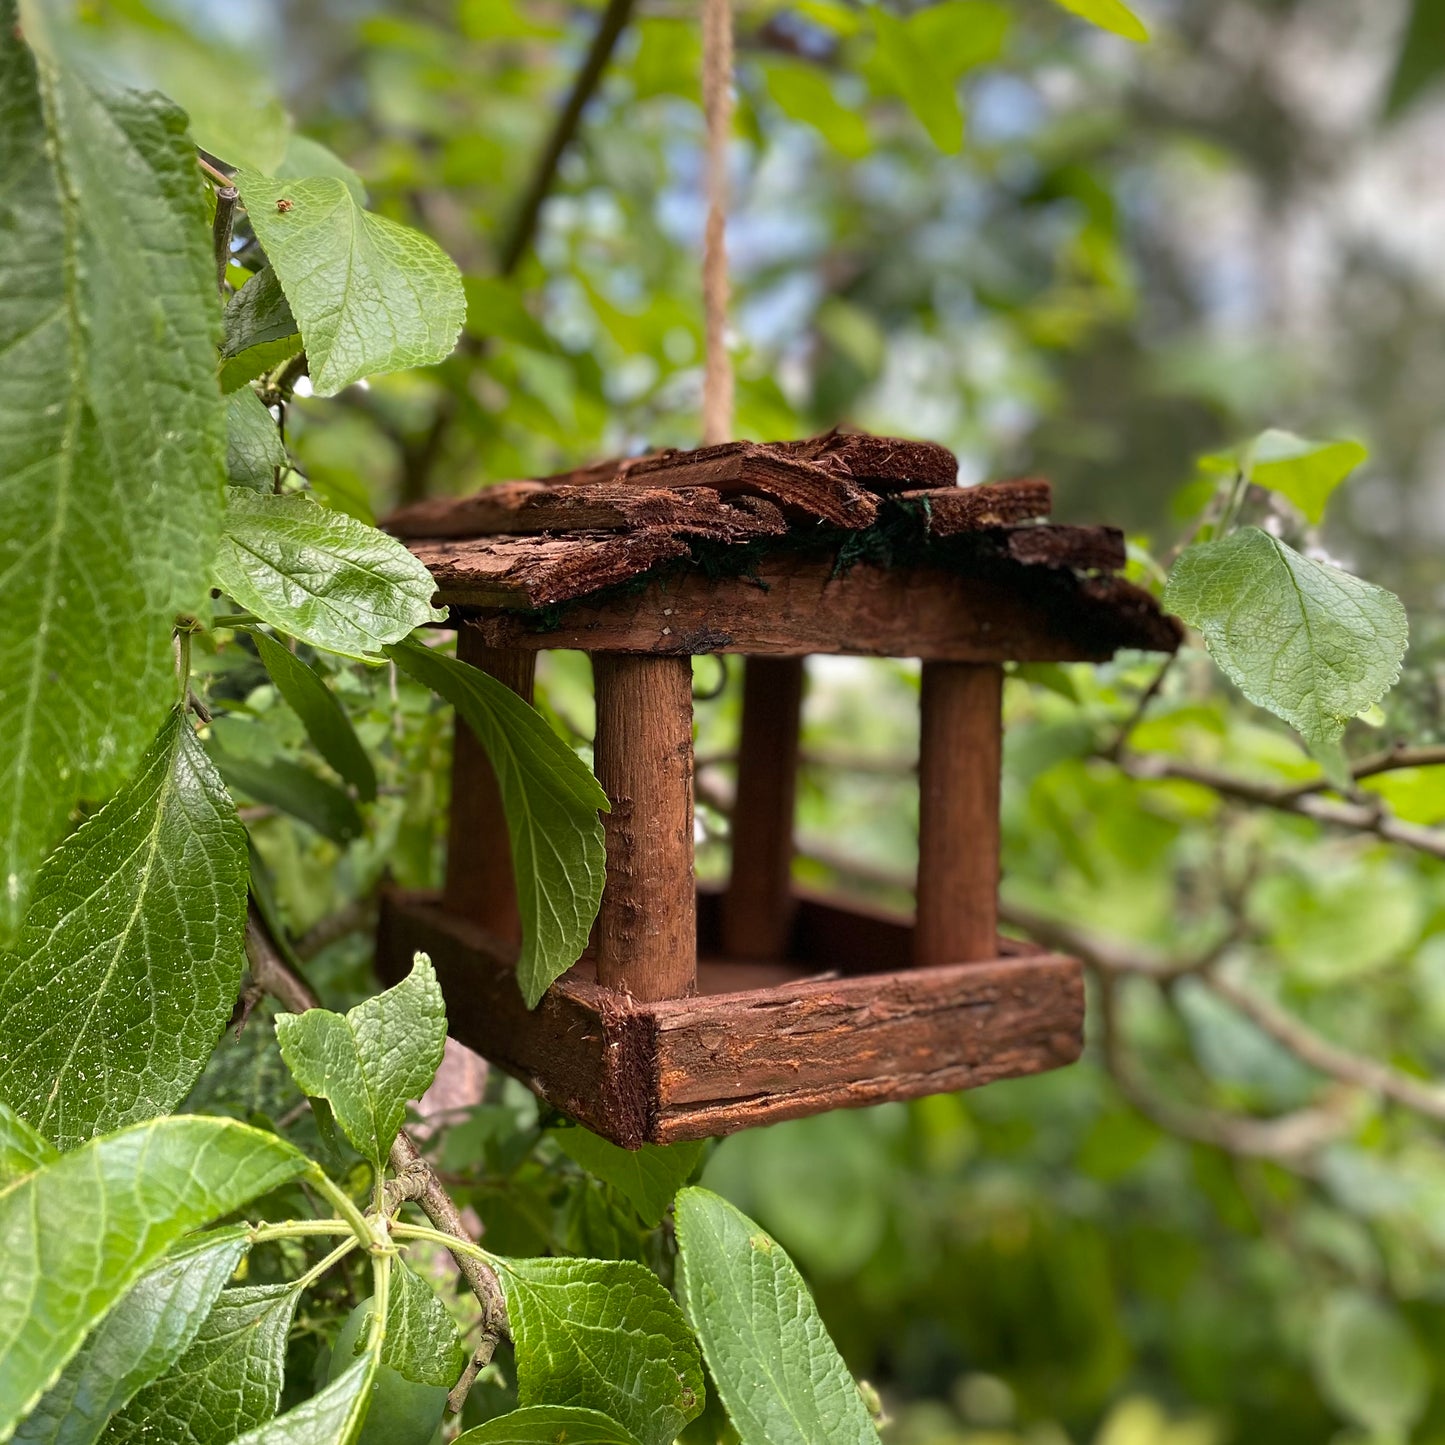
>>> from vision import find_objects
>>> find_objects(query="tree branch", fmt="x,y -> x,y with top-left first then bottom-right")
1119,752 -> 1445,862
497,0 -> 637,276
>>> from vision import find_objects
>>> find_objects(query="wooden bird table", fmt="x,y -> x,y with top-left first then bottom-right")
378,433 -> 1181,1147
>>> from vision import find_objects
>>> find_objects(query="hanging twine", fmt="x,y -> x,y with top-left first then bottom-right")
701,0 -> 734,447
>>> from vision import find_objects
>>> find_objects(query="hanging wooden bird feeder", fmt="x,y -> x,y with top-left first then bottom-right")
376,431 -> 1181,1148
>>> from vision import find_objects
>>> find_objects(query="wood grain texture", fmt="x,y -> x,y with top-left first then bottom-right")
593,654 -> 698,1000
378,888 -> 1085,1147
388,482 -> 788,542
455,556 -> 1184,660
902,479 -> 1052,533
721,657 -> 804,960
443,630 -> 535,941
915,662 -> 1002,967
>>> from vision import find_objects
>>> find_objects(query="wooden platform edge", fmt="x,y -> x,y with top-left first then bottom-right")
379,889 -> 1085,1147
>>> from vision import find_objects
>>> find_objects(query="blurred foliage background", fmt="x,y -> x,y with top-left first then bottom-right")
75,0 -> 1445,1439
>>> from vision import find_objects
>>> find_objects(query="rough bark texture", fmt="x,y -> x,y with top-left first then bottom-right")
916,663 -> 1002,967
379,888 -> 1085,1148
593,654 -> 698,1000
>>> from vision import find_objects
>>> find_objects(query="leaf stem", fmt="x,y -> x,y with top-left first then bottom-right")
212,613 -> 261,630
295,1236 -> 359,1290
307,1164 -> 376,1248
391,1220 -> 499,1267
249,1219 -> 353,1243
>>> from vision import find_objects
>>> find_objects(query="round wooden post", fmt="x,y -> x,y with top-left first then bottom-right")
721,657 -> 804,960
444,627 -> 537,943
592,654 -> 698,1000
914,661 -> 1002,967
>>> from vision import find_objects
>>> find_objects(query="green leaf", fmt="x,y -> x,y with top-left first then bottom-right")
1050,0 -> 1150,42
1245,430 -> 1368,524
456,1408 -> 644,1445
551,1128 -> 704,1228
674,1188 -> 882,1445
277,135 -> 368,206
1311,1291 -> 1429,1437
16,1228 -> 249,1445
227,390 -> 287,492
0,712 -> 248,1150
386,641 -> 608,1007
274,953 -> 447,1166
103,1278 -> 303,1445
498,1257 -> 704,1445
341,1265 -> 467,1389
226,1354 -> 377,1445
0,1104 -> 57,1187
0,9 -> 226,932
0,1117 -> 306,1438
250,631 -> 377,801
1163,529 -> 1408,760
214,490 -> 446,661
220,268 -> 302,395
234,167 -> 466,396
905,1 -> 1011,80
1387,0 -> 1445,117
208,743 -> 364,845
763,62 -> 870,159
871,10 -> 964,153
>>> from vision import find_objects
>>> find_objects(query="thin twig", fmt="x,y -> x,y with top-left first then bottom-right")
1118,753 -> 1445,862
1104,654 -> 1176,761
1280,742 -> 1445,799
497,0 -> 637,275
212,185 -> 239,298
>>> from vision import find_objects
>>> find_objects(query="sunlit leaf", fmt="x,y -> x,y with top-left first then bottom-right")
0,7 -> 225,932
870,10 -> 963,153
1050,0 -> 1150,42
235,167 -> 466,396
456,1408 -> 643,1445
1247,430 -> 1367,524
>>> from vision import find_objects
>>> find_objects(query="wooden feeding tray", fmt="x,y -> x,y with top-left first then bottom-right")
377,432 -> 1181,1147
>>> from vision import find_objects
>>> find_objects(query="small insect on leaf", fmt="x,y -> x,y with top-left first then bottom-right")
276,197 -> 293,212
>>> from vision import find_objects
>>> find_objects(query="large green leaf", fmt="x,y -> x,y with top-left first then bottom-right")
870,10 -> 963,153
1311,1291 -> 1429,1438
0,713 -> 248,1150
1050,0 -> 1149,41
234,167 -> 466,396
250,631 -> 377,801
102,1280 -> 303,1445
456,1408 -> 644,1445
219,268 -> 302,395
0,1104 -> 57,1187
498,1257 -> 703,1445
674,1188 -> 882,1445
225,1355 -> 377,1445
1247,430 -> 1367,524
0,1117 -> 306,1439
1164,529 -> 1407,761
387,641 -> 608,1007
0,8 -> 226,932
551,1128 -> 704,1229
226,391 -> 287,492
16,1228 -> 249,1445
214,490 -> 445,661
275,954 -> 447,1167
276,136 -> 367,206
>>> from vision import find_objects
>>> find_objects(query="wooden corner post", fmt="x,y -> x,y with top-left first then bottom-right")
722,656 -> 805,960
444,625 -> 537,941
914,662 -> 1003,967
592,654 -> 698,1001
